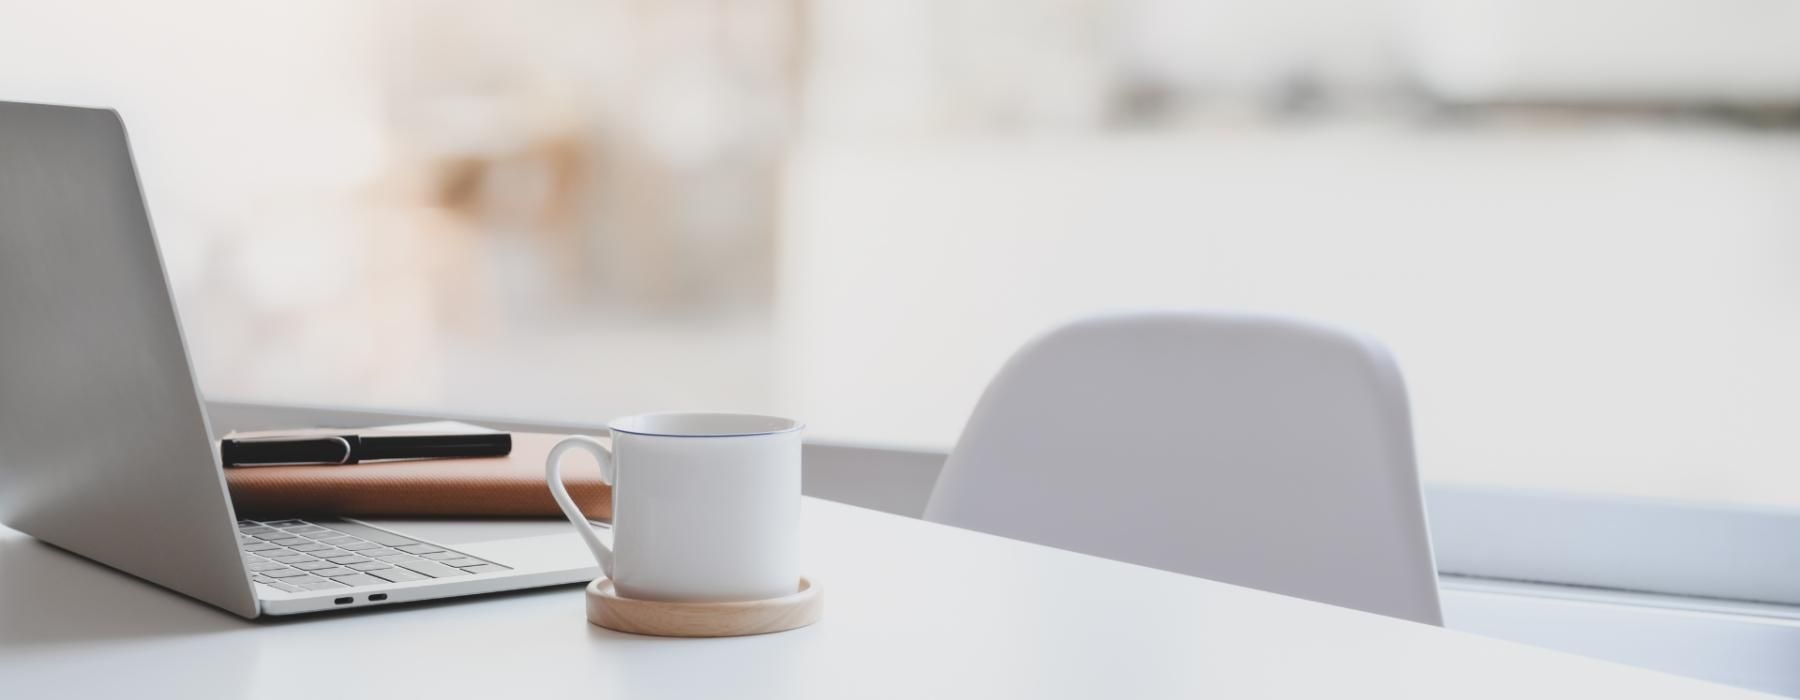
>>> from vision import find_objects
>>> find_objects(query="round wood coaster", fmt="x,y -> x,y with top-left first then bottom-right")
585,577 -> 822,637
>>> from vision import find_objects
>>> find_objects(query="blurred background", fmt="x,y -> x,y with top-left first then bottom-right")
1,0 -> 1797,506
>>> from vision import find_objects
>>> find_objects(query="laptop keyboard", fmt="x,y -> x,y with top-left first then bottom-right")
238,519 -> 509,594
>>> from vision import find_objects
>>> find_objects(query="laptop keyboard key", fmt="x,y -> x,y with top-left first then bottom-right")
319,523 -> 419,547
238,519 -> 499,596
398,560 -> 467,578
332,573 -> 389,587
240,519 -> 491,591
369,568 -> 429,583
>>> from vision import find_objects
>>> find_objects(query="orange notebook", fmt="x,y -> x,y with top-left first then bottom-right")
225,430 -> 610,520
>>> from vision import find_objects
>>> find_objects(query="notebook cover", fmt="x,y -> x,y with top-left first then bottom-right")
225,432 -> 610,520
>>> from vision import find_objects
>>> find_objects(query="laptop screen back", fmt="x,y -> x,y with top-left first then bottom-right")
0,101 -> 257,617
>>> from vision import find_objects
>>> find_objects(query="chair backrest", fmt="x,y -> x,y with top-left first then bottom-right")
924,311 -> 1442,624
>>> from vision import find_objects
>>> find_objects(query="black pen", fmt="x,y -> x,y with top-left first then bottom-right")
220,432 -> 512,467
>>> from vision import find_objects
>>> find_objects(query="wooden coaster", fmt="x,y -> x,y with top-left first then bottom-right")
585,577 -> 822,637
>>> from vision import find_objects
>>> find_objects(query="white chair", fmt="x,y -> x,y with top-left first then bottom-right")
924,311 -> 1442,624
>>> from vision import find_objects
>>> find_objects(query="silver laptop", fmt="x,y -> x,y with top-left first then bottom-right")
0,100 -> 599,617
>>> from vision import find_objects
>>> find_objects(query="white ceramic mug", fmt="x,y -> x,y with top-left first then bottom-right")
545,412 -> 803,602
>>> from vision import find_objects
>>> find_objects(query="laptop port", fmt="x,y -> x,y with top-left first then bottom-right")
334,597 -> 353,605
368,593 -> 388,602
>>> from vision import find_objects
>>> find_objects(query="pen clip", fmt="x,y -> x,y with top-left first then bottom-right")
226,435 -> 353,466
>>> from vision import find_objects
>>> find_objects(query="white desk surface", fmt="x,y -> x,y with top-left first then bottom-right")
0,499 -> 1766,699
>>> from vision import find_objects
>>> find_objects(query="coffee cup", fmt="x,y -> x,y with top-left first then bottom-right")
545,412 -> 802,602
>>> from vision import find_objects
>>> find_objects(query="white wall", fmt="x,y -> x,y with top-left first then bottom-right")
1411,0 -> 1800,103
0,1 -> 415,402
0,1 -> 382,282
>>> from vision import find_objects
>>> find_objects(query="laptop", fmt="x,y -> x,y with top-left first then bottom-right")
0,100 -> 600,617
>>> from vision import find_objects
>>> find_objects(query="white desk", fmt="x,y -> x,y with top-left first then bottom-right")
0,499 -> 1767,699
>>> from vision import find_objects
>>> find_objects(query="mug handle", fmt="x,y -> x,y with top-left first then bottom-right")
545,435 -> 615,577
